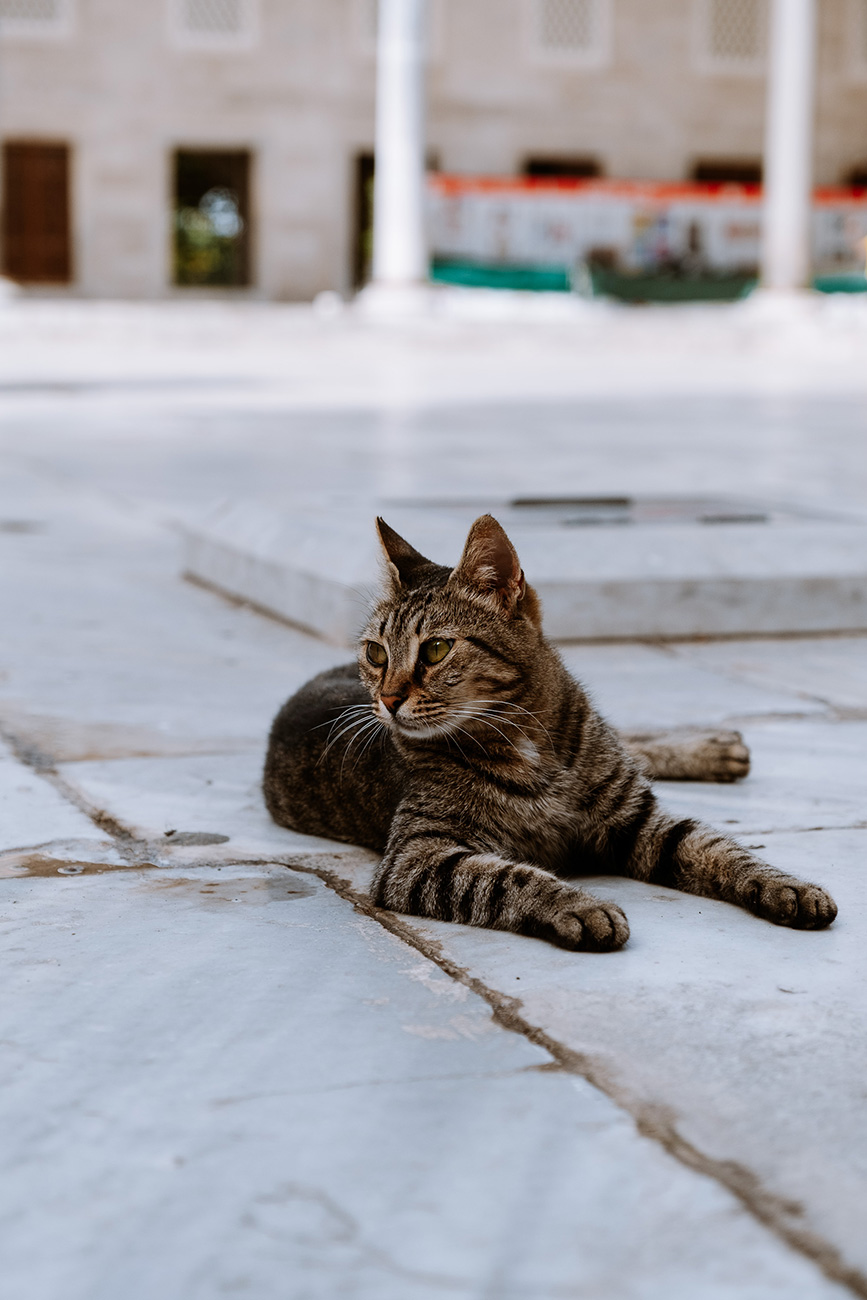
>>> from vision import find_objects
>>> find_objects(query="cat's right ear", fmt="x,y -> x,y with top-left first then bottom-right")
375,517 -> 433,589
450,514 -> 526,614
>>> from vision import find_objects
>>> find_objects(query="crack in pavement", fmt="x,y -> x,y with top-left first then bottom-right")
209,1065 -> 542,1107
3,720 -> 866,1298
302,860 -> 867,1300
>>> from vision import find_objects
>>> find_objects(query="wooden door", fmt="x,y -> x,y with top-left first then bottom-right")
2,142 -> 72,283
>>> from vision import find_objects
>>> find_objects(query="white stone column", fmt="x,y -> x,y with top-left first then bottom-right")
372,0 -> 428,286
760,0 -> 817,290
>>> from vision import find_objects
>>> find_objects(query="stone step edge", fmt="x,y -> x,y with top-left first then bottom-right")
180,526 -> 867,646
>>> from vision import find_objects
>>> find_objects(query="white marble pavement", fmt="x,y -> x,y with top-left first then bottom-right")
2,301 -> 867,1298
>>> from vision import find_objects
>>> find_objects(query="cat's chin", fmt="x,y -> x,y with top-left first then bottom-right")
391,717 -> 450,741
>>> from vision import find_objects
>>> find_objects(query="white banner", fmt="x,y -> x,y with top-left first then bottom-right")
427,176 -> 867,275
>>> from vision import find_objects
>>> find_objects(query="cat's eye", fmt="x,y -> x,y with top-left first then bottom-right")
420,638 -> 452,665
366,642 -> 388,667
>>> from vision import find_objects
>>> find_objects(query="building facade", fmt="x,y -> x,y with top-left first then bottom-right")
1,0 -> 867,299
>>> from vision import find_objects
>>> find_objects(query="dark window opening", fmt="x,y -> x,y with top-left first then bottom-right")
174,149 -> 251,287
351,149 -> 440,288
844,165 -> 867,188
352,152 -> 376,289
691,159 -> 763,185
2,141 -> 72,283
523,156 -> 602,179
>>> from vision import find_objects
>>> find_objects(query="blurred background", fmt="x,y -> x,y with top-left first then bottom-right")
1,0 -> 865,302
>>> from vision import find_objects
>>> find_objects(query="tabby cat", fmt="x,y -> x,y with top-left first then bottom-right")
264,515 -> 837,950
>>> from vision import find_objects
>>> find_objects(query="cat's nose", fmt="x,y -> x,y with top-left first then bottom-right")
380,693 -> 405,716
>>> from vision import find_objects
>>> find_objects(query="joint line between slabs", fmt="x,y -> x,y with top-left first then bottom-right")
300,858 -> 867,1300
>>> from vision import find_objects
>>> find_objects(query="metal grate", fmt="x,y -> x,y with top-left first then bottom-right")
510,497 -> 772,526
181,0 -> 243,34
538,0 -> 597,51
0,0 -> 61,20
386,496 -> 854,528
706,0 -> 765,64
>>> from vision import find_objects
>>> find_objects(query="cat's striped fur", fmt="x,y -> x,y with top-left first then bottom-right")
263,515 -> 837,950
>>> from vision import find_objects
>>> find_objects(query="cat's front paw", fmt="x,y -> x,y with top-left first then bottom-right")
552,899 -> 630,952
746,875 -> 837,930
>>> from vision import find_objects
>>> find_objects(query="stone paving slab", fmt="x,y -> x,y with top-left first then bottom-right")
58,750 -> 349,860
558,642 -> 826,731
329,828 -> 867,1283
669,635 -> 867,714
655,718 -> 867,833
55,729 -> 867,1286
0,737 -> 112,852
0,862 -> 851,1300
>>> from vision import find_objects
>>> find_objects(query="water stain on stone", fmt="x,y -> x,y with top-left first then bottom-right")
149,874 -> 316,905
0,855 -> 160,879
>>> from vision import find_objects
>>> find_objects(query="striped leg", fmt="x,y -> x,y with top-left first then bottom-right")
620,803 -> 837,929
372,834 -> 629,952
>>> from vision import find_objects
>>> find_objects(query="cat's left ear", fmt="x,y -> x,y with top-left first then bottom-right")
450,514 -> 525,613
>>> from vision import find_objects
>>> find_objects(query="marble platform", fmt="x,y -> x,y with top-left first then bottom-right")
180,494 -> 867,644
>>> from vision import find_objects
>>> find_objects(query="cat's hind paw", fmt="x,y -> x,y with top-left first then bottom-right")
746,875 -> 838,930
623,728 -> 751,783
551,899 -> 630,952
692,731 -> 751,783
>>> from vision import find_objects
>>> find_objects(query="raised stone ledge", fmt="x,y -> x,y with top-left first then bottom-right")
179,497 -> 867,645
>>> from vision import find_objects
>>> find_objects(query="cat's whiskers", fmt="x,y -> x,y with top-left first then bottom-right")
309,702 -> 373,733
339,716 -> 385,780
351,721 -> 389,772
319,706 -> 379,764
320,704 -> 376,745
447,704 -> 545,765
320,716 -> 371,758
467,699 -> 554,747
451,704 -> 534,743
443,723 -> 477,767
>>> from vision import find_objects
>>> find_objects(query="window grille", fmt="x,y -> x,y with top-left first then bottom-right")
169,0 -> 255,47
181,0 -> 242,35
539,0 -> 595,51
700,0 -> 766,70
0,0 -> 70,34
0,0 -> 58,17
531,0 -> 607,64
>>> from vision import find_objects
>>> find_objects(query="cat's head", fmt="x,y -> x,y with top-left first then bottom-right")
358,514 -> 544,741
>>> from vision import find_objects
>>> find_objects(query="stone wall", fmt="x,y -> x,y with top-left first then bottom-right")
0,0 -> 865,299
